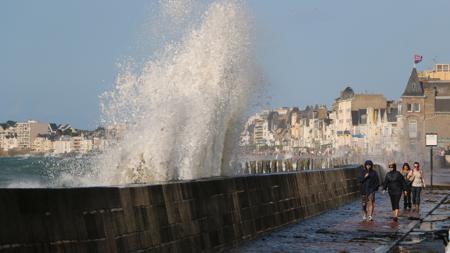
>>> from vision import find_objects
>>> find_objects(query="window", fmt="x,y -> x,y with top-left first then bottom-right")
408,120 -> 417,138
437,64 -> 450,72
360,114 -> 367,124
436,96 -> 450,112
407,103 -> 420,112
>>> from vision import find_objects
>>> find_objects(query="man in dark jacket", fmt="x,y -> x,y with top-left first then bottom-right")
382,162 -> 407,222
359,160 -> 379,221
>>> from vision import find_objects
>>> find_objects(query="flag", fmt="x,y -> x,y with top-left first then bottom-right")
414,54 -> 423,64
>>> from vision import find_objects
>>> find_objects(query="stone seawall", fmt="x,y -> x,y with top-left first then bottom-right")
0,167 -> 362,253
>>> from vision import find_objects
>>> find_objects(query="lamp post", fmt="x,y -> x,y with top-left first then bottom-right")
425,133 -> 438,191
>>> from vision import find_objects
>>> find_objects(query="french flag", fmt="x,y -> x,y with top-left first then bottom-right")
414,54 -> 423,64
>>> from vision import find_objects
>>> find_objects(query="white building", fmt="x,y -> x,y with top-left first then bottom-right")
32,136 -> 53,153
53,136 -> 72,154
331,87 -> 400,157
16,120 -> 48,150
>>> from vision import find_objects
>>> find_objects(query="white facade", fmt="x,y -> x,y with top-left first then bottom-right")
53,137 -> 72,154
16,121 -> 48,149
32,136 -> 53,153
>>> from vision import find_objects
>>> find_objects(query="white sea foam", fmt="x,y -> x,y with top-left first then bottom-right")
88,0 -> 258,185
6,180 -> 45,188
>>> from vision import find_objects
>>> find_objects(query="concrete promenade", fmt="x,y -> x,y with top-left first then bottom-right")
229,190 -> 449,253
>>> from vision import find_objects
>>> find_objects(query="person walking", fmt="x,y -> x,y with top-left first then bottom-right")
401,163 -> 412,210
408,162 -> 426,211
359,160 -> 380,221
382,162 -> 407,222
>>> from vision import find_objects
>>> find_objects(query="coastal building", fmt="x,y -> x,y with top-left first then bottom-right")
53,136 -> 72,154
0,122 -> 18,151
253,114 -> 274,147
331,87 -> 399,157
299,106 -> 331,151
399,65 -> 450,162
16,120 -> 48,150
239,64 -> 449,160
93,137 -> 107,151
32,136 -> 54,153
48,123 -> 73,135
70,136 -> 83,153
330,88 -> 354,154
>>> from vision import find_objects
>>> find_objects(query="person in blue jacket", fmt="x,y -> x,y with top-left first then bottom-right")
359,160 -> 380,221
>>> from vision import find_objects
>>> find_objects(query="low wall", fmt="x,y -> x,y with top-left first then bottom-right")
0,166 -> 361,253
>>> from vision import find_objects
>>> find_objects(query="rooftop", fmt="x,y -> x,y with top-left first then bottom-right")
402,68 -> 424,97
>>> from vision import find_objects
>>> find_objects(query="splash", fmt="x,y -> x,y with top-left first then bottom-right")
92,0 -> 258,185
159,0 -> 193,22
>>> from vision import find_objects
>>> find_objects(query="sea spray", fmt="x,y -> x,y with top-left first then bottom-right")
92,0 -> 259,185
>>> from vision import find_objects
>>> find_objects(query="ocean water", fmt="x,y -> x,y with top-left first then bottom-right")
0,0 -> 259,188
0,156 -> 92,188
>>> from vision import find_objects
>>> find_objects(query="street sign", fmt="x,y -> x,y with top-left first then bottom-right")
425,133 -> 438,147
425,133 -> 438,191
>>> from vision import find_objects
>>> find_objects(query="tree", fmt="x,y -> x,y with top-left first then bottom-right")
6,121 -> 17,127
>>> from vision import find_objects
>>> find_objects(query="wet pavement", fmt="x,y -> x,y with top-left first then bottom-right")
228,190 -> 449,253
391,193 -> 450,253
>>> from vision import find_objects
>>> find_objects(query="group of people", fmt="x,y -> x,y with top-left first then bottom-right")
359,160 -> 426,222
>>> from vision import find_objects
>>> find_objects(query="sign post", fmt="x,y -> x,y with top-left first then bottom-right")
425,133 -> 438,191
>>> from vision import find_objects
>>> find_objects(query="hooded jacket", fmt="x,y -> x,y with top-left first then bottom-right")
359,161 -> 380,195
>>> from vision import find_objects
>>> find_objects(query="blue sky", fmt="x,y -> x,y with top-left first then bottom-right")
1,0 -> 450,129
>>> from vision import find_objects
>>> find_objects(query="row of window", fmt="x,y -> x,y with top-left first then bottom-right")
436,64 -> 450,72
406,99 -> 450,113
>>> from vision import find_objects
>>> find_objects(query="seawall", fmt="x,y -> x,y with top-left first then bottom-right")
0,166 -> 363,253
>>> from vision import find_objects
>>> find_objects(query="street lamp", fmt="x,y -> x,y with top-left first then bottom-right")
425,133 -> 438,190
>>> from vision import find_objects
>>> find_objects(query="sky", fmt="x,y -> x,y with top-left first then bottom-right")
1,0 -> 450,129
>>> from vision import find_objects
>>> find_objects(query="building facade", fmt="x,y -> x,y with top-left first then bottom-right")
399,65 -> 450,162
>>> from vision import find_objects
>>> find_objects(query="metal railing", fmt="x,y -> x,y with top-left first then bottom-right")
240,156 -> 352,174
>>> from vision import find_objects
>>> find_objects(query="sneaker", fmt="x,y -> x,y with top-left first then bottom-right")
393,217 -> 398,222
362,214 -> 367,221
368,216 -> 373,221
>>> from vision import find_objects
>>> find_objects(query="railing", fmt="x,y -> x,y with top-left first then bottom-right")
241,156 -> 352,174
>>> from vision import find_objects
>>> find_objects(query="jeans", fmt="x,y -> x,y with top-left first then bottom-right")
412,186 -> 422,205
403,189 -> 411,209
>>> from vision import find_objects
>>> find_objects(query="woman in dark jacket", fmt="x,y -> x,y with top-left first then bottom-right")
383,162 -> 407,222
401,163 -> 412,210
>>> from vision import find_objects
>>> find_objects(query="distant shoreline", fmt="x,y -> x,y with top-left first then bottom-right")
0,151 -> 98,158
